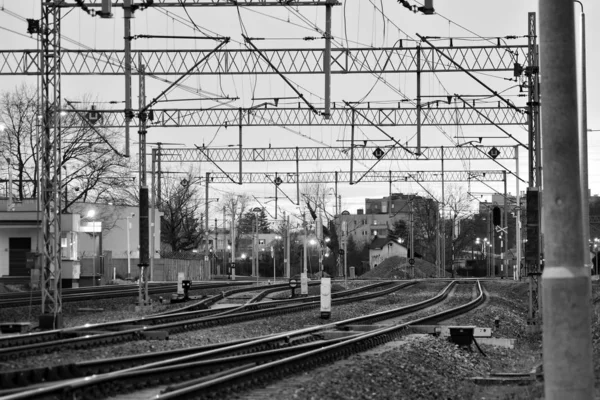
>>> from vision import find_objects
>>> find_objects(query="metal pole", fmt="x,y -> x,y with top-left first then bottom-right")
205,172 -> 210,280
323,0 -> 332,119
215,218 -> 218,275
296,147 -> 300,204
138,56 -> 149,307
92,226 -> 96,286
504,170 -> 508,278
350,111 -> 355,184
286,214 -> 291,279
441,147 -> 445,277
516,146 -> 521,280
126,215 -> 131,279
575,2 -> 591,272
123,0 -> 132,157
410,197 -> 414,279
303,216 -> 308,275
539,1 -> 593,398
255,216 -> 259,285
150,150 -> 156,282
238,109 -> 243,185
157,143 -> 162,208
6,157 -> 12,211
231,210 -> 236,279
416,46 -> 422,155
335,172 -> 339,216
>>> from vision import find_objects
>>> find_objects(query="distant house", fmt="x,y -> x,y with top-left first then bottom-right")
368,237 -> 408,269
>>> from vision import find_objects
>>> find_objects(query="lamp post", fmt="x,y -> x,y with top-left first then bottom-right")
274,235 -> 282,282
126,213 -> 134,279
252,207 -> 262,285
86,210 -> 97,286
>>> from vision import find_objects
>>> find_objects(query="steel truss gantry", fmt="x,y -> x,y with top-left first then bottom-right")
157,145 -> 517,162
39,0 -> 62,328
0,45 -> 528,76
31,0 -> 338,324
201,170 -> 506,184
56,0 -> 336,6
64,105 -> 527,128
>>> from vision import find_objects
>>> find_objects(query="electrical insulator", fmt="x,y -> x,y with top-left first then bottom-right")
420,0 -> 435,15
100,0 -> 113,18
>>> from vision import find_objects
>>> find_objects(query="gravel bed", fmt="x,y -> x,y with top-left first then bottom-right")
227,281 -> 540,400
0,281 -> 447,372
239,334 -> 497,400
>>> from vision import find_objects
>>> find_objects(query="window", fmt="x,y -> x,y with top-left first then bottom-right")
259,239 -> 266,245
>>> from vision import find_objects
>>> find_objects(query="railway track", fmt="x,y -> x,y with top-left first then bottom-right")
0,280 -> 485,399
0,281 -> 252,308
0,281 -> 394,360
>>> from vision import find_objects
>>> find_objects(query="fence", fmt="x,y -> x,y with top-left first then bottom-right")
109,258 -> 210,281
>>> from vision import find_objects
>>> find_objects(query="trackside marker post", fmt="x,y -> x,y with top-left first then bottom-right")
320,277 -> 331,319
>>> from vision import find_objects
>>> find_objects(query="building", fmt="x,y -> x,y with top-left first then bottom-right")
338,193 -> 434,247
369,237 -> 408,269
0,199 -> 160,283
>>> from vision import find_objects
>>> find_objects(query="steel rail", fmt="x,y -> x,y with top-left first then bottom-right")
0,281 -> 390,360
0,281 -> 459,396
1,282 -> 483,400
153,281 -> 485,400
0,281 -> 251,308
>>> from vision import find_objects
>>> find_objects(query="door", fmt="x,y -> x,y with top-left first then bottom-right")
9,238 -> 31,276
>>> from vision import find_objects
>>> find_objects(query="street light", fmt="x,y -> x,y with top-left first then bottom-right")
86,210 -> 98,286
126,213 -> 134,279
251,207 -> 262,284
273,235 -> 282,282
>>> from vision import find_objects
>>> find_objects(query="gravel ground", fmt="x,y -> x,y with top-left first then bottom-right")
0,281 -> 447,372
238,334 -> 497,400
10,280 -> 598,400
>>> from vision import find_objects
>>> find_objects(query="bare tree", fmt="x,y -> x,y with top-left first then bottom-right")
0,85 -> 134,209
443,184 -> 476,269
219,192 -> 252,250
160,173 -> 205,252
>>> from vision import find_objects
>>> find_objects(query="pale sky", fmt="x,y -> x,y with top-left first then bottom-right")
0,1 -> 598,221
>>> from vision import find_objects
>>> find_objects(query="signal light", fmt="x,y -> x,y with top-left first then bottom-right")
492,206 -> 501,226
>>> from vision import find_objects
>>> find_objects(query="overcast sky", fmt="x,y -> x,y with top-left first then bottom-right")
0,1 -> 598,222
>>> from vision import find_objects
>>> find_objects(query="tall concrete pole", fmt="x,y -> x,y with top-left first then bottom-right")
285,213 -> 290,279
503,170 -> 508,278
516,146 -> 521,279
123,0 -> 132,157
137,56 -> 149,306
416,46 -> 422,155
441,147 -> 445,277
575,1 -> 591,271
539,1 -> 593,398
150,149 -> 156,281
205,172 -> 210,280
323,0 -> 332,119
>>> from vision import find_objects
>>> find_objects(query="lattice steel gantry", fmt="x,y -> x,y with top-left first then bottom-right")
39,0 -> 63,329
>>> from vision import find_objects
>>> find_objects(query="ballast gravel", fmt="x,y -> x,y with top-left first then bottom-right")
0,281 -> 449,371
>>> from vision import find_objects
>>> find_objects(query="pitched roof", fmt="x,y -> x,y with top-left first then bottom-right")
369,237 -> 406,250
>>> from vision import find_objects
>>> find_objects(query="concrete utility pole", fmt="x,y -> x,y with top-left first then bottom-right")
137,57 -> 150,307
539,1 -> 593,398
205,172 -> 210,280
575,1 -> 591,272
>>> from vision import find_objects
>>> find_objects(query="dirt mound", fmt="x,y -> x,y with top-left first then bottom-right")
359,256 -> 449,279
